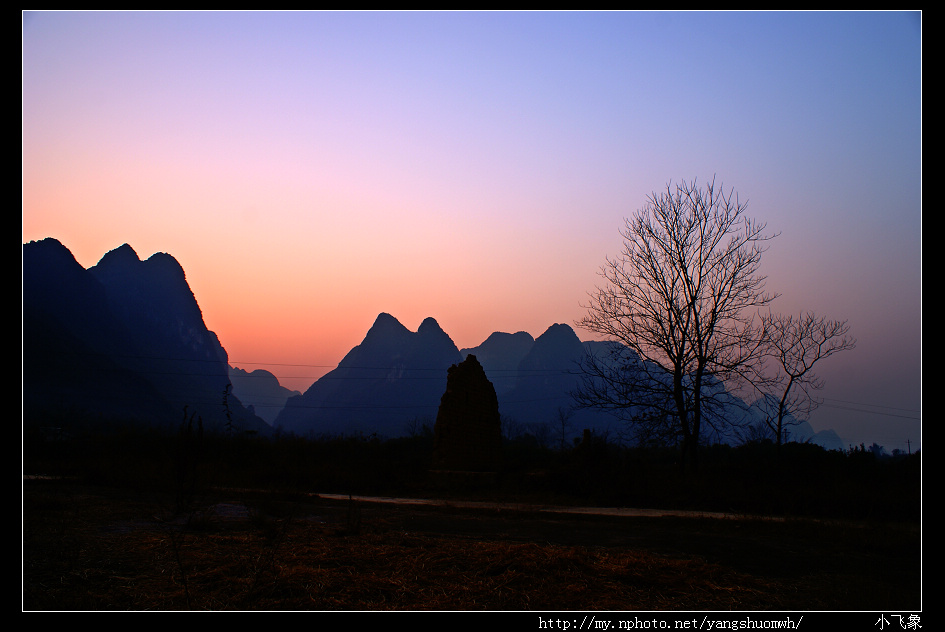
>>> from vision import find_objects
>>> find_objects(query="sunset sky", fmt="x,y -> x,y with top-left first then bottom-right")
22,11 -> 921,452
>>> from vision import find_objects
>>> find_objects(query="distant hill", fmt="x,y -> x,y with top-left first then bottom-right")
274,316 -> 622,442
460,331 -> 535,395
228,366 -> 301,425
496,323 -> 621,440
741,394 -> 847,451
274,313 -> 463,438
272,313 -> 846,447
23,238 -> 269,435
23,238 -> 844,448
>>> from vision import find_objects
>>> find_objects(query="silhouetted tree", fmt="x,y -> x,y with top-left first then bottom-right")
501,415 -> 523,442
527,421 -> 552,450
175,405 -> 204,514
575,177 -> 778,473
759,311 -> 856,454
554,406 -> 574,451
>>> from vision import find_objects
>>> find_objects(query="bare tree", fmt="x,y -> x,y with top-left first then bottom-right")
575,177 -> 778,472
500,415 -> 523,442
554,406 -> 574,451
759,311 -> 856,451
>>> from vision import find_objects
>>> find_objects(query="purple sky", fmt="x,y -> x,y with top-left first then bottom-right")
23,11 -> 921,452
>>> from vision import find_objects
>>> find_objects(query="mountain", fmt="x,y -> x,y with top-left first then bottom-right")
743,395 -> 847,451
24,239 -> 845,448
23,238 -> 269,435
275,316 -> 623,442
23,238 -> 179,427
460,331 -> 535,394
273,313 -> 463,438
468,327 -> 848,450
229,366 -> 301,425
783,420 -> 846,451
498,324 -> 620,439
808,429 -> 845,451
271,316 -> 622,442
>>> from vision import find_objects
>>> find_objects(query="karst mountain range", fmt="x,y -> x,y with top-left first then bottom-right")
22,239 -> 843,450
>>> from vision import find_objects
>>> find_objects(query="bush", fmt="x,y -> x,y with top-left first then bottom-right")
22,418 -> 920,523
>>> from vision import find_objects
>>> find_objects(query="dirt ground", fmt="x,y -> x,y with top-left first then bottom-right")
22,479 -> 921,611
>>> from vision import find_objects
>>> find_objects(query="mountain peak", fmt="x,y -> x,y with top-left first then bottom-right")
519,322 -> 584,370
95,243 -> 141,269
371,312 -> 409,331
23,238 -> 83,275
375,312 -> 400,324
144,251 -> 187,281
25,237 -> 68,255
361,312 -> 411,345
418,316 -> 445,336
536,323 -> 579,343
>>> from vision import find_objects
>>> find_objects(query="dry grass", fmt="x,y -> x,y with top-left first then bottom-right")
23,480 -> 920,611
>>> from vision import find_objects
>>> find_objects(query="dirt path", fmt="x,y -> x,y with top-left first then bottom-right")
315,492 -> 780,521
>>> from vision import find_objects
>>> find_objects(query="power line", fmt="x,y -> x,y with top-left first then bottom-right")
31,350 -> 576,379
817,397 -> 919,414
814,399 -> 921,421
29,350 -> 920,421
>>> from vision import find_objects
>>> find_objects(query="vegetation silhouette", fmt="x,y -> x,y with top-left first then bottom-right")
758,311 -> 857,457
23,383 -> 918,610
575,177 -> 859,475
22,203 -> 915,611
23,417 -> 919,523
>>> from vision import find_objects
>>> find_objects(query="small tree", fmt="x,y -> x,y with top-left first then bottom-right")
576,177 -> 778,473
501,415 -> 523,442
759,311 -> 856,452
554,406 -> 574,451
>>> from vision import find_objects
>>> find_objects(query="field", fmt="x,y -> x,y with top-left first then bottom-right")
23,477 -> 920,612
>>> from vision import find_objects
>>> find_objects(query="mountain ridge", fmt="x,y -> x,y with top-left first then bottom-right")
23,238 -> 269,435
228,366 -> 302,426
273,313 -> 464,437
24,238 -> 845,449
